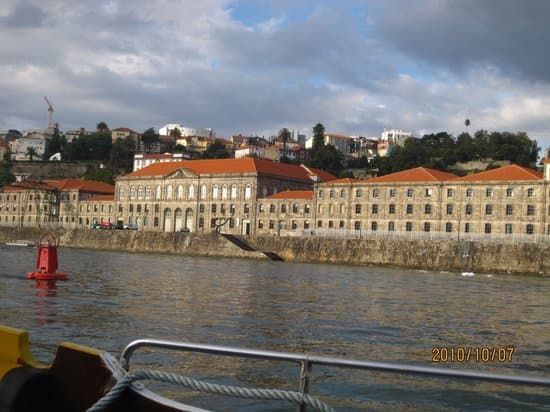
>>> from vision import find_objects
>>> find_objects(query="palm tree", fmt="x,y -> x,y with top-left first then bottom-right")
25,147 -> 38,161
278,128 -> 291,154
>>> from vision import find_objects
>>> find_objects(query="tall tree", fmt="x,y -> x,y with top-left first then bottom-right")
140,128 -> 159,153
278,128 -> 291,160
202,141 -> 230,159
96,121 -> 109,133
25,147 -> 38,161
0,159 -> 14,186
312,123 -> 325,151
43,126 -> 66,160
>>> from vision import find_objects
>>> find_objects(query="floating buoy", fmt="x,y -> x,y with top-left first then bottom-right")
27,232 -> 67,280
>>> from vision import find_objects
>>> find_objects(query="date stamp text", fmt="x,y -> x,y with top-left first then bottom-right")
432,346 -> 515,363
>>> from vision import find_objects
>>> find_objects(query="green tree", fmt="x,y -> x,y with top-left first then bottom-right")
109,136 -> 135,173
0,159 -> 15,186
44,126 -> 66,160
82,168 -> 115,184
96,121 -> 109,132
202,141 -> 230,159
312,123 -> 325,151
25,147 -> 39,161
169,128 -> 182,138
140,128 -> 159,153
69,133 -> 112,161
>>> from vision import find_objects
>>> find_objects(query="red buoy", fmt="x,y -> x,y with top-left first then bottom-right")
27,232 -> 68,280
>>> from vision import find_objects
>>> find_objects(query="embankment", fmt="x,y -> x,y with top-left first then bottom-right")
0,227 -> 547,275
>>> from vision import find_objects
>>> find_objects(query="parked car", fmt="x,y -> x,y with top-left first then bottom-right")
99,222 -> 115,229
90,222 -> 101,229
177,227 -> 190,232
123,224 -> 139,230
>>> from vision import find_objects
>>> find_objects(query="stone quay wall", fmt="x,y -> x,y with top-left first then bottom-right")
0,227 -> 547,275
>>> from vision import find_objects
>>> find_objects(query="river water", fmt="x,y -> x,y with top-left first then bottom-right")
0,246 -> 548,411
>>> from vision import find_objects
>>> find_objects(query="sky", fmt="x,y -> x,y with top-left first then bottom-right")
1,0 -> 550,152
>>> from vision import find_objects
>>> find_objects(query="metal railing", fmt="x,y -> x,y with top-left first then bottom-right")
121,339 -> 550,412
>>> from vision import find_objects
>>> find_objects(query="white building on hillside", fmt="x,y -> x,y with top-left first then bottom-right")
133,153 -> 187,172
159,123 -> 215,138
381,128 -> 412,143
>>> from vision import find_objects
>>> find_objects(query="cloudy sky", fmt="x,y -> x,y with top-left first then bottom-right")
1,0 -> 549,151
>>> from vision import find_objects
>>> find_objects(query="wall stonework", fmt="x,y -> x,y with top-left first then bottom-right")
0,227 -> 547,275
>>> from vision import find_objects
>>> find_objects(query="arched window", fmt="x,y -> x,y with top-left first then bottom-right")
200,184 -> 207,200
230,184 -> 237,200
222,185 -> 228,200
156,186 -> 162,200
118,186 -> 125,200
145,186 -> 151,200
177,185 -> 184,200
138,186 -> 144,200
166,185 -> 173,200
130,186 -> 136,199
188,184 -> 195,199
244,184 -> 251,200
212,185 -> 219,199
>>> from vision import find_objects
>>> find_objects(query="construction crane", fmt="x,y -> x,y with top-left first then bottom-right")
43,96 -> 54,130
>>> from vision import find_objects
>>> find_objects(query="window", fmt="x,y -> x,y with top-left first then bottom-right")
505,223 -> 512,235
355,189 -> 362,198
129,204 -> 134,213
118,205 -> 123,213
166,185 -> 173,200
318,189 -> 324,198
526,224 -> 534,234
527,188 -> 534,198
130,186 -> 136,199
465,204 -> 473,215
486,188 -> 493,197
389,189 -> 396,198
424,204 -> 432,214
230,184 -> 237,200
406,204 -> 413,214
176,185 -> 184,200
485,223 -> 491,234
317,220 -> 322,228
119,186 -> 126,199
506,204 -> 513,215
424,222 -> 431,232
212,185 -> 219,199
389,204 -> 395,214
388,221 -> 395,231
137,204 -> 141,213
304,220 -> 310,229
371,204 -> 378,214
292,220 -> 297,229
447,188 -> 454,198
407,189 -> 414,198
466,188 -> 473,198
355,204 -> 361,214
154,204 -> 160,213
211,204 -> 217,213
259,204 -> 264,213
527,205 -> 535,216
221,185 -> 228,200
340,190 -> 346,198
329,190 -> 335,198
156,186 -> 162,200
199,204 -> 205,213
445,222 -> 452,232
425,188 -> 433,197
270,204 -> 275,213
465,223 -> 472,233
506,188 -> 514,197
328,220 -> 333,228
244,185 -> 251,200
229,218 -> 234,228
372,189 -> 379,198
229,204 -> 236,214
198,217 -> 204,228
339,220 -> 345,228
145,186 -> 151,200
304,204 -> 310,214
485,204 -> 493,215
371,221 -> 377,231
188,185 -> 195,200
281,204 -> 287,213
446,204 -> 453,215
292,204 -> 298,213
354,221 -> 361,230
201,184 -> 207,200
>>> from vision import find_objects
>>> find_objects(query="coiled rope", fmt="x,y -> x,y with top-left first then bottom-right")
87,369 -> 334,412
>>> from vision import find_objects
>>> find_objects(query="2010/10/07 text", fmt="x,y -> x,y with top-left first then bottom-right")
432,347 -> 515,363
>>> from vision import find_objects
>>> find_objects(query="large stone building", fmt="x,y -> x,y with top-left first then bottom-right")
1,158 -> 549,243
0,179 -> 114,229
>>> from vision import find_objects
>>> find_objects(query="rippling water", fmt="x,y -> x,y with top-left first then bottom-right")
0,246 -> 548,411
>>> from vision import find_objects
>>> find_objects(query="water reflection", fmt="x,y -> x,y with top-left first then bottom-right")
32,279 -> 59,324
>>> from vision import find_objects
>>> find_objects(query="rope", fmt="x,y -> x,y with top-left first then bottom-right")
87,369 -> 334,412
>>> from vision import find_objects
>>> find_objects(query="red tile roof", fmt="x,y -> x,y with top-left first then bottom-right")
265,190 -> 313,200
126,158 -> 337,182
324,177 -> 363,185
367,167 -> 458,183
456,164 -> 543,182
544,158 -> 550,164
